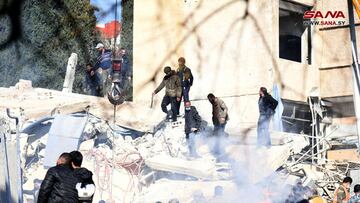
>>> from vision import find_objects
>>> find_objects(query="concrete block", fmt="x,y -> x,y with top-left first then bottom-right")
327,148 -> 360,162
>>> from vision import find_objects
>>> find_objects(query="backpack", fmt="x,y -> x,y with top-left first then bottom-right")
76,182 -> 95,202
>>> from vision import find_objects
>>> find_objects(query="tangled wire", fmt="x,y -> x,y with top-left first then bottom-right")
85,148 -> 144,202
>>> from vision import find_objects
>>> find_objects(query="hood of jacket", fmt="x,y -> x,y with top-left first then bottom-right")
74,168 -> 93,180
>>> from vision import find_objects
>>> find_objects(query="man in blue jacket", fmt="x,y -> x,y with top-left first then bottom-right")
94,43 -> 112,94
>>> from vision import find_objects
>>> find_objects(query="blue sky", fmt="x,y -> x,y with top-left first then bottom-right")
91,0 -> 122,25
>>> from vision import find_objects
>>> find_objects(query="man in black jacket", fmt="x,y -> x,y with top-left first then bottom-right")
184,101 -> 202,157
38,153 -> 78,203
257,87 -> 278,148
84,63 -> 102,96
70,151 -> 95,203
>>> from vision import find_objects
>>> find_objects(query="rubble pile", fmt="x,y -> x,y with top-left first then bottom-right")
0,81 -> 356,202
18,112 -> 327,203
21,115 -> 233,202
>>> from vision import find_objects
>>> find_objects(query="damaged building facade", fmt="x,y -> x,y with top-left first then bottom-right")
1,0 -> 360,202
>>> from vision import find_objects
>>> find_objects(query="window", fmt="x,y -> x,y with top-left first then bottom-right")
279,0 -> 312,64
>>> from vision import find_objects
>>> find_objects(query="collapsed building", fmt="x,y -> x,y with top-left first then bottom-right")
2,0 -> 360,202
0,80 -> 318,202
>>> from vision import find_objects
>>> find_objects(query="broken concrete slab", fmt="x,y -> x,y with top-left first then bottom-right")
134,179 -> 237,203
145,155 -> 217,180
327,148 -> 360,162
43,114 -> 87,167
0,81 -> 164,133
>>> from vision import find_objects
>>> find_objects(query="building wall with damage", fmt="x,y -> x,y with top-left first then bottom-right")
131,0 -> 356,128
316,0 -> 360,98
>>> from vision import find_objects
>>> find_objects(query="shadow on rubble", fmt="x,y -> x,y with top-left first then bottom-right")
22,117 -> 53,167
22,178 -> 42,202
0,188 -> 16,203
22,117 -> 53,142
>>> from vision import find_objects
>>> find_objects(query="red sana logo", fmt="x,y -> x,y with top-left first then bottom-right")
303,11 -> 346,19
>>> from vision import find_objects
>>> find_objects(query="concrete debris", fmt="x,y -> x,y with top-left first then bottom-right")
16,112 -> 316,203
1,83 -> 359,203
327,148 -> 360,162
62,53 -> 78,93
145,155 -> 218,180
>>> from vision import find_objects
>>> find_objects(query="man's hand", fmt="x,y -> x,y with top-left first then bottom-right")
219,118 -> 226,124
191,128 -> 198,132
176,97 -> 181,102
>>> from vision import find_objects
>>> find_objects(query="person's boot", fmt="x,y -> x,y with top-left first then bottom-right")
171,110 -> 177,122
166,110 -> 172,121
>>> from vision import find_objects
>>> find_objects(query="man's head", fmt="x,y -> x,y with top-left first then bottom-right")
120,47 -> 126,55
207,93 -> 216,104
185,101 -> 191,111
178,57 -> 186,67
86,63 -> 93,71
56,153 -> 72,166
164,66 -> 172,75
343,176 -> 353,188
95,43 -> 104,52
354,184 -> 360,194
70,151 -> 83,168
259,87 -> 268,97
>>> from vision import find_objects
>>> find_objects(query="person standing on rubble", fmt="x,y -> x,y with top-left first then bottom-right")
119,47 -> 132,90
94,43 -> 112,95
70,151 -> 95,203
84,63 -> 102,96
207,93 -> 229,136
184,101 -> 202,157
38,153 -> 78,203
257,87 -> 278,148
176,57 -> 194,115
334,176 -> 352,203
208,93 -> 229,158
153,66 -> 182,121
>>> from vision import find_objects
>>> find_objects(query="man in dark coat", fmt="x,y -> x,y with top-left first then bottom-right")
153,66 -> 182,121
117,48 -> 132,91
257,87 -> 278,147
70,151 -> 95,203
176,57 -> 194,115
120,48 -> 132,80
38,153 -> 78,203
84,64 -> 102,96
184,101 -> 202,157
